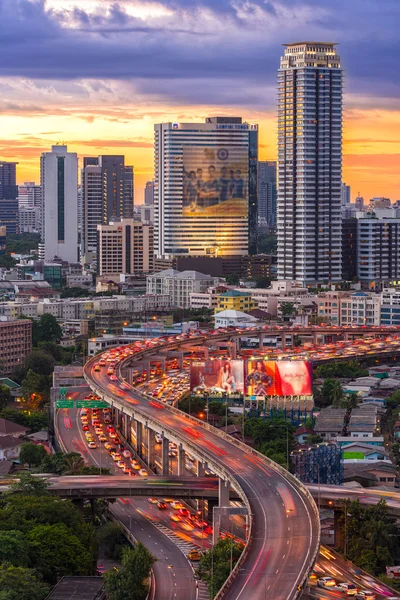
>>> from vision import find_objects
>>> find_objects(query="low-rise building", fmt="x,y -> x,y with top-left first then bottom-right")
216,290 -> 257,313
97,219 -> 154,277
0,436 -> 23,460
314,408 -> 347,441
0,320 -> 32,375
146,269 -> 219,309
214,309 -> 258,329
0,418 -> 29,438
339,291 -> 381,326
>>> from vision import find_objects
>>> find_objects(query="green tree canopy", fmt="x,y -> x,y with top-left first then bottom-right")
5,474 -> 50,497
0,386 -> 11,411
0,564 -> 49,600
104,543 -> 155,600
0,409 -> 48,433
198,538 -> 242,597
225,274 -> 240,285
19,443 -> 47,468
315,361 -> 368,379
31,315 -> 62,347
0,531 -> 29,567
24,351 -> 56,377
178,395 -> 206,416
279,301 -> 296,318
96,522 -> 126,559
27,523 -> 93,584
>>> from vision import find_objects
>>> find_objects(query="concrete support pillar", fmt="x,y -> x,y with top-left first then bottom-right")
146,426 -> 155,470
160,358 -> 166,373
206,498 -> 218,521
230,342 -> 237,359
334,509 -> 344,550
136,420 -> 143,457
161,434 -> 170,475
259,333 -> 264,350
115,409 -> 122,431
196,460 -> 206,478
213,507 -> 222,546
178,444 -> 185,477
125,415 -> 131,443
219,478 -> 230,508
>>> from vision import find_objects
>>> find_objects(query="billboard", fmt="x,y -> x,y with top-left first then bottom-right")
182,146 -> 248,218
245,360 -> 313,396
190,360 -> 244,394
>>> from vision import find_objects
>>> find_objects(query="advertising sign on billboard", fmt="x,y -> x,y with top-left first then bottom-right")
190,360 -> 244,394
182,146 -> 248,218
245,360 -> 313,396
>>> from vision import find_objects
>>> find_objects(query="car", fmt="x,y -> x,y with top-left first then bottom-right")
318,577 -> 337,589
107,369 -> 114,375
171,501 -> 184,510
193,529 -> 208,539
355,592 -> 375,600
95,428 -> 103,435
104,442 -> 114,450
110,432 -> 118,440
139,469 -> 148,476
131,461 -> 140,470
112,454 -> 122,462
179,519 -> 194,532
85,433 -> 94,441
148,498 -> 159,504
123,450 -> 131,459
170,513 -> 182,522
157,502 -> 167,510
88,441 -> 97,449
107,425 -> 115,432
94,364 -> 101,372
178,508 -> 191,518
99,434 -> 107,442
163,498 -> 174,503
109,448 -> 117,456
110,375 -> 118,381
122,466 -> 132,475
338,583 -> 358,596
117,461 -> 126,469
82,424 -> 90,431
188,549 -> 202,561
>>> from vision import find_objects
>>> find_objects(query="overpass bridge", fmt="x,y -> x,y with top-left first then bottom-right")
83,330 -> 322,600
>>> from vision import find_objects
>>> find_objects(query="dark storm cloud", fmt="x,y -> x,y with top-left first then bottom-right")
0,0 -> 399,108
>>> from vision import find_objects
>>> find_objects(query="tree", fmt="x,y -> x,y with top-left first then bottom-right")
27,523 -> 93,584
96,522 -> 126,559
62,453 -> 85,475
104,543 -> 155,600
254,277 -> 271,288
6,473 -> 50,497
0,409 -> 48,432
0,385 -> 11,411
320,378 -> 344,408
0,564 -> 49,600
0,531 -> 29,567
257,233 -> 277,254
330,380 -> 345,408
279,301 -> 296,320
20,370 -> 44,405
19,443 -> 47,468
198,538 -> 242,597
24,351 -> 55,377
178,395 -> 206,415
225,274 -> 240,286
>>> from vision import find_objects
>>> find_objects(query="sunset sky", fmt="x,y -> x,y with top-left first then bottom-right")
1,0 -> 399,204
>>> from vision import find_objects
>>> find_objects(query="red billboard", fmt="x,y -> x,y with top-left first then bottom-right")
245,360 -> 312,396
190,360 -> 244,394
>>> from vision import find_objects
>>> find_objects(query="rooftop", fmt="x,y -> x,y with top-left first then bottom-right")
0,435 -> 24,450
219,290 -> 251,298
0,418 -> 29,436
45,577 -> 105,600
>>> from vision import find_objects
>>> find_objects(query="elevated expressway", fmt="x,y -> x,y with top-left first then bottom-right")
84,333 -> 322,600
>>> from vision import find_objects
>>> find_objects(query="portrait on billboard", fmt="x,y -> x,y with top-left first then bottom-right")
182,146 -> 248,217
244,360 -> 313,396
190,360 -> 244,394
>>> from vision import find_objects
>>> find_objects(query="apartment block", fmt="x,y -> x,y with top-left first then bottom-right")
0,319 -> 32,375
97,219 -> 154,277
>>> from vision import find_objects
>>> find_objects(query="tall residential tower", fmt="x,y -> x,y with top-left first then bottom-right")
277,42 -> 343,284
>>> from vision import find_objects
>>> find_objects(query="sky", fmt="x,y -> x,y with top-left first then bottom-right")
0,0 -> 399,204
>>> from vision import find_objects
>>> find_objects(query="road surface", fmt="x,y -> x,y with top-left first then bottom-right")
85,359 -> 320,600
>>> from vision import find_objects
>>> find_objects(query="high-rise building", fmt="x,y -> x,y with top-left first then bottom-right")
257,161 -> 277,226
154,117 -> 258,260
97,219 -> 154,276
369,197 -> 391,210
355,194 -> 364,211
81,156 -> 134,264
357,215 -> 400,285
40,145 -> 78,263
342,217 -> 357,281
17,182 -> 41,209
19,207 -> 40,233
277,42 -> 343,285
144,181 -> 154,205
341,182 -> 350,207
0,162 -> 18,235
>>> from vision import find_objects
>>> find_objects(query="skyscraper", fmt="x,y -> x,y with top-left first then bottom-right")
40,145 -> 78,263
154,117 -> 258,260
341,182 -> 351,207
258,161 -> 277,226
0,162 -> 18,235
144,181 -> 154,206
277,42 -> 343,284
81,155 -> 134,264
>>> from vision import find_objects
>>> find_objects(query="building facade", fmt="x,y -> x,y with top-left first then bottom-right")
357,216 -> 400,284
97,219 -> 154,277
17,182 -> 41,209
40,145 -> 78,263
216,289 -> 257,313
0,161 -> 19,236
257,161 -> 277,226
342,217 -> 358,281
0,319 -> 32,375
144,181 -> 154,205
81,156 -> 135,264
277,42 -> 343,284
340,292 -> 381,326
146,269 -> 219,308
19,207 -> 40,233
341,182 -> 351,207
154,117 -> 258,260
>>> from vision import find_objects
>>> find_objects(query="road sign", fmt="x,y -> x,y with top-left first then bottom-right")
56,400 -> 74,409
76,400 -> 109,409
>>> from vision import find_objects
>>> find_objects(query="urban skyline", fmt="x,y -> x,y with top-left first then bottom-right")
0,1 -> 399,203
